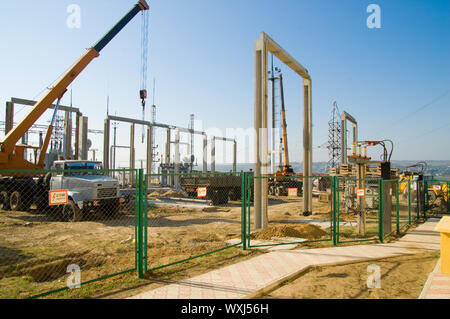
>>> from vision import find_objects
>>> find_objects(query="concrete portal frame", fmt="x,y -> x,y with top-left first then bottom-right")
6,97 -> 84,160
340,111 -> 358,164
210,136 -> 237,173
254,32 -> 313,229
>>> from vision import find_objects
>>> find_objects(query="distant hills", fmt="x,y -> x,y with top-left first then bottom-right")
213,160 -> 450,178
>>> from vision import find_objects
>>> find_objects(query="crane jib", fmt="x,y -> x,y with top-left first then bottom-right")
93,3 -> 147,53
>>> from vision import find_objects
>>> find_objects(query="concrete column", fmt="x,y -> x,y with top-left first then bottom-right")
233,140 -> 237,173
21,132 -> 28,160
130,124 -> 135,186
174,130 -> 180,189
353,125 -> 358,144
5,102 -> 14,135
202,134 -> 208,173
165,128 -> 171,164
303,78 -> 313,215
103,119 -> 110,170
75,113 -> 80,160
261,38 -> 269,228
78,116 -> 88,160
146,125 -> 152,175
211,137 -> 216,173
254,39 -> 263,230
63,111 -> 72,159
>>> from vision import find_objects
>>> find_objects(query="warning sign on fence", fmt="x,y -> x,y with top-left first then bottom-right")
288,188 -> 298,197
356,188 -> 365,197
49,190 -> 68,206
197,187 -> 207,198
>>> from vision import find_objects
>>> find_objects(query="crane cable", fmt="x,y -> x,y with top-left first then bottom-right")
140,9 -> 150,143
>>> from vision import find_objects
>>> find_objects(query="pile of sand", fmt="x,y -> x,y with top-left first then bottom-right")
148,191 -> 161,197
161,190 -> 185,198
251,224 -> 327,240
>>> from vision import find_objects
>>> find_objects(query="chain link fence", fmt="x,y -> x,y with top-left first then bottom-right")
2,165 -> 447,298
245,175 -> 333,249
143,172 -> 244,273
0,168 -> 138,299
422,179 -> 450,216
335,177 -> 381,243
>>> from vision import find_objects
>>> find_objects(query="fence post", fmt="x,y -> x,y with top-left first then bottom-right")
378,179 -> 383,243
143,172 -> 148,273
137,168 -> 144,279
247,173 -> 251,248
416,180 -> 420,220
396,180 -> 400,234
331,176 -> 336,246
336,178 -> 340,244
424,180 -> 428,218
408,179 -> 411,225
241,172 -> 247,251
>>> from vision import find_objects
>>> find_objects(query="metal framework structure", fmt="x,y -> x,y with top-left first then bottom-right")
4,97 -> 87,160
103,115 -> 238,186
254,32 -> 313,228
327,101 -> 341,169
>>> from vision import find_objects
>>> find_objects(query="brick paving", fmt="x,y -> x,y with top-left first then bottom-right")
130,218 -> 441,299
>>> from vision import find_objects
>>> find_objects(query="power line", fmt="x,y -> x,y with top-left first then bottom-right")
391,88 -> 450,125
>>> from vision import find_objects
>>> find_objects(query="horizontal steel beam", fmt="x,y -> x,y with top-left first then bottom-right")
107,115 -> 205,136
213,136 -> 236,143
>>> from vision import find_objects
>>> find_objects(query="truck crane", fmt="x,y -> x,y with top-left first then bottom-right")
268,73 -> 303,198
0,1 -> 150,219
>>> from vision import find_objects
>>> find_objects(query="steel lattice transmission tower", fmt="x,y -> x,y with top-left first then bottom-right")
327,101 -> 341,169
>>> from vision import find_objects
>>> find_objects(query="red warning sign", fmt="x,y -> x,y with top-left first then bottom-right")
197,187 -> 207,198
49,190 -> 68,206
288,188 -> 298,197
356,188 -> 365,197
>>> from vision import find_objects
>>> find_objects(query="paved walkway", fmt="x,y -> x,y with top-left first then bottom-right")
130,218 -> 441,299
419,259 -> 450,299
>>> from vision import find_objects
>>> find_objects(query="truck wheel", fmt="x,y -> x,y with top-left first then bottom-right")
9,191 -> 31,211
0,191 -> 10,211
62,200 -> 83,222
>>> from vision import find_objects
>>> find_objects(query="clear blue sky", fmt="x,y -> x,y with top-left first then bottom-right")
0,0 -> 449,166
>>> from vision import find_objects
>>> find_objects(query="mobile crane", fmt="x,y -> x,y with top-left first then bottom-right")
0,1 -> 150,218
268,73 -> 303,197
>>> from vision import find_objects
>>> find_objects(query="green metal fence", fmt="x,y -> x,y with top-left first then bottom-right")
0,168 -> 139,299
419,179 -> 450,216
244,175 -> 334,249
142,171 -> 244,274
2,166 -> 446,299
335,177 -> 381,244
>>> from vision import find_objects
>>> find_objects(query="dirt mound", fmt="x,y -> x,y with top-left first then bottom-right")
161,190 -> 185,198
251,224 -> 327,240
148,191 -> 161,197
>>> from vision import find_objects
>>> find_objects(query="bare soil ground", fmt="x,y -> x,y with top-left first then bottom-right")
0,191 -> 420,299
262,251 -> 439,299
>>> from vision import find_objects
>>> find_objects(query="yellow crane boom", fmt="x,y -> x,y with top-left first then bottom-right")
0,0 -> 149,172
